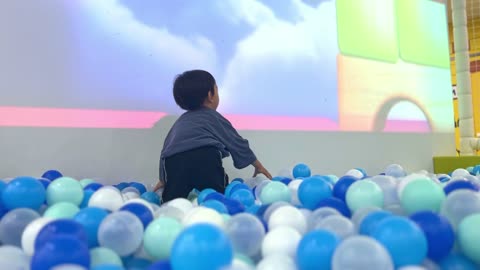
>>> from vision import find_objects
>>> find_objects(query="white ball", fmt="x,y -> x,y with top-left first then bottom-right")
0,245 -> 30,270
287,180 -> 303,206
122,192 -> 140,201
51,265 -> 88,270
88,186 -> 124,211
261,227 -> 301,258
268,205 -> 307,234
182,207 -> 224,228
167,198 -> 193,215
452,168 -> 471,178
257,254 -> 297,270
155,205 -> 185,221
21,217 -> 53,256
345,169 -> 364,179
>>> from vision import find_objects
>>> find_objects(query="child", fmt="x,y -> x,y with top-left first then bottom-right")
153,70 -> 272,202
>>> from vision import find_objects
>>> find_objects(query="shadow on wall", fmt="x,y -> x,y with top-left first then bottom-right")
373,98 -> 432,132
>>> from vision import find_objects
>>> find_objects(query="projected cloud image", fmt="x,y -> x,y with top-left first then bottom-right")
0,0 -> 453,132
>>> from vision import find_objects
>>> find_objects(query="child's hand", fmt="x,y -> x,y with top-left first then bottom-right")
253,160 -> 272,179
153,180 -> 165,192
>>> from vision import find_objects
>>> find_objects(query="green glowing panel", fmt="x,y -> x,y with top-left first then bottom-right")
336,0 -> 398,63
396,0 -> 450,68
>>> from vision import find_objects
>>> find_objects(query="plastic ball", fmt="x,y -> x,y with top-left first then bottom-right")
119,202 -> 154,228
297,230 -> 340,270
316,197 -> 351,217
359,210 -> 392,236
268,205 -> 307,234
38,178 -> 51,189
351,206 -> 382,230
35,219 -> 88,252
345,169 -> 365,179
129,182 -> 147,194
333,175 -> 357,202
166,198 -> 193,215
443,180 -> 479,195
200,199 -> 228,214
346,180 -> 384,213
400,179 -> 445,214
0,246 -> 30,270
146,260 -> 171,270
458,213 -> 480,264
261,226 -> 301,258
182,206 -> 224,228
225,213 -> 266,257
80,190 -> 94,208
257,255 -> 296,270
438,253 -> 477,270
228,183 -> 250,197
372,216 -> 428,267
98,211 -> 144,256
473,165 -> 480,176
230,189 -> 255,207
21,217 -> 53,256
225,182 -> 241,198
262,201 -> 290,222
31,235 -> 90,270
88,187 -> 124,212
114,182 -> 129,191
0,208 -> 40,246
385,164 -> 406,178
452,168 -> 471,178
440,189 -> 480,228
1,176 -> 46,210
171,223 -> 233,270
43,202 -> 80,219
397,174 -> 425,198
42,170 -> 63,181
141,191 -> 161,205
144,217 -> 182,260
259,182 -> 291,204
79,179 -> 95,188
84,183 -> 104,192
73,207 -> 109,247
287,179 -> 303,206
46,177 -> 83,206
197,188 -> 216,204
89,247 -> 123,268
298,177 -> 332,210
332,236 -> 394,270
308,207 -> 341,231
91,265 -> 124,270
410,211 -> 454,261
293,163 -> 311,178
155,205 -> 185,221
315,215 -> 355,239
254,180 -> 271,200
371,175 -> 399,206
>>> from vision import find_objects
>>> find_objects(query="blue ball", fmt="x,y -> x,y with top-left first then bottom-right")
372,216 -> 428,267
473,165 -> 480,176
298,177 -> 332,210
439,176 -> 451,183
0,179 -> 6,195
272,176 -> 284,181
35,219 -> 89,251
119,203 -> 154,228
443,180 -> 479,195
2,176 -> 46,210
359,211 -> 393,236
31,234 -> 90,270
41,170 -> 63,181
311,175 -> 334,186
279,177 -> 292,186
439,253 -> 477,270
126,258 -> 151,270
316,197 -> 351,217
355,168 -> 367,178
204,192 -> 225,202
410,211 -> 455,261
141,191 -> 161,205
92,265 -> 125,270
296,230 -> 340,270
255,204 -> 271,218
38,178 -> 51,189
201,200 -> 228,214
197,188 -> 216,204
246,204 -> 261,215
231,178 -> 244,183
220,197 -> 245,215
228,183 -> 250,198
224,182 -> 241,197
73,207 -> 109,247
147,260 -> 171,270
333,175 -> 357,202
230,189 -> 255,207
84,183 -> 103,192
116,182 -> 129,191
80,190 -> 94,208
171,224 -> 233,270
129,182 -> 147,194
293,163 -> 311,178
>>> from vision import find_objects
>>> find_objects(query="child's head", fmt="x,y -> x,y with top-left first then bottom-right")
173,70 -> 219,111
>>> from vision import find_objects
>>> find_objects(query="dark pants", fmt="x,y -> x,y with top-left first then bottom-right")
162,146 -> 228,202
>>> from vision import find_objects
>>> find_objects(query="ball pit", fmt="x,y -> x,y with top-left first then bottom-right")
0,165 -> 479,269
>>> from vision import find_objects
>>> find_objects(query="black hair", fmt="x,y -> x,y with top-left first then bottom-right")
173,70 -> 216,111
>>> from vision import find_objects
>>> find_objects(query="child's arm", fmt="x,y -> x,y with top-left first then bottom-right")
252,160 -> 272,179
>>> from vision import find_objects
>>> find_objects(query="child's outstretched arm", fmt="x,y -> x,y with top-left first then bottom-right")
252,160 -> 272,179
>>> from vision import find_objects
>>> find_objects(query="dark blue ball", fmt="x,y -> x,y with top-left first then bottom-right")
115,182 -> 129,191
333,175 -> 357,202
410,211 -> 455,261
220,197 -> 245,215
204,192 -> 225,202
129,182 -> 147,194
41,170 -> 63,181
316,197 -> 351,217
84,183 -> 103,192
147,260 -> 172,270
443,180 -> 479,195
